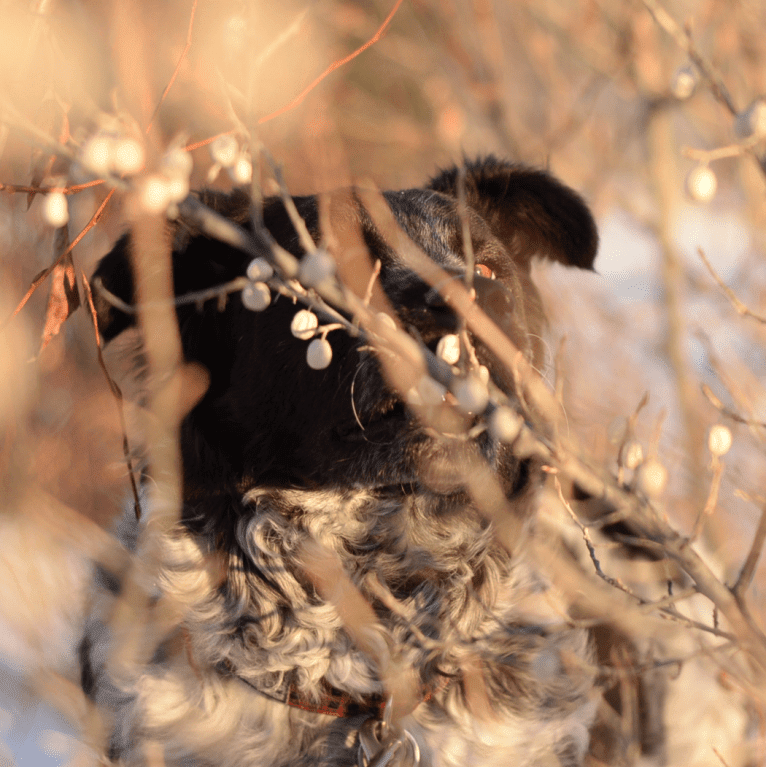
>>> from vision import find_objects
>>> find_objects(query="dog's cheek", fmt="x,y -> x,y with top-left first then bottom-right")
415,442 -> 470,495
497,445 -> 542,505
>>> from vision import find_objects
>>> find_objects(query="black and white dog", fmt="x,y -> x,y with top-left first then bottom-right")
84,157 -> 599,767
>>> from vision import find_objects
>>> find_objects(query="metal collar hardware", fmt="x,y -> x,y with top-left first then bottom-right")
358,698 -> 420,767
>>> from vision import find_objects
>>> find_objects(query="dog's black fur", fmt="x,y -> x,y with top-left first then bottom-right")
86,157 -> 599,767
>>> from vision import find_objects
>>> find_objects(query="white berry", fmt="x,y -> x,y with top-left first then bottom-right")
43,192 -> 69,227
82,135 -> 114,174
112,138 -> 144,175
416,376 -> 447,406
686,165 -> 717,203
489,406 -> 522,443
166,174 -> 190,203
246,257 -> 274,282
436,334 -> 461,365
623,440 -> 644,470
140,175 -> 171,213
307,338 -> 333,370
242,282 -> 271,311
291,309 -> 319,340
231,154 -> 253,184
638,458 -> 668,497
298,250 -> 334,287
671,65 -> 697,100
162,147 -> 193,179
210,135 -> 238,168
708,424 -> 732,457
735,98 -> 766,140
453,375 -> 489,414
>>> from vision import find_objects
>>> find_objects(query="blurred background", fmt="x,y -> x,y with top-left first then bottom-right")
1,0 -> 766,763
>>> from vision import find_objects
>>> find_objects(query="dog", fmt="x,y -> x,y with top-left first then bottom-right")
82,157 -> 600,767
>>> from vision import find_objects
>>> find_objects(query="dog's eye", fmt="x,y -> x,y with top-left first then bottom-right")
474,264 -> 496,280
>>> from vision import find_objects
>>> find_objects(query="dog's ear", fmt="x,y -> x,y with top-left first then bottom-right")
428,156 -> 598,271
91,189 -> 255,344
91,234 -> 137,343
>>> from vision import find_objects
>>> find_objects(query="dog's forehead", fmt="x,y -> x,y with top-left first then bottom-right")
383,188 -> 469,270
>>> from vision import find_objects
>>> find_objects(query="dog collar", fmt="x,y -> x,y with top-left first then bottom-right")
217,660 -> 386,718
218,659 -> 449,719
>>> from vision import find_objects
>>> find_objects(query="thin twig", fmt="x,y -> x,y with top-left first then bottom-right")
681,133 -> 765,165
95,276 -> 250,314
698,248 -> 766,325
184,130 -> 236,153
81,273 -> 142,519
554,474 -> 639,599
733,505 -> 766,602
266,155 -> 317,255
4,188 -> 116,327
145,0 -> 198,136
641,0 -> 737,116
363,260 -> 382,307
713,747 -> 734,767
617,392 -> 649,484
0,179 -> 105,195
254,6 -> 313,72
690,455 -> 725,542
257,0 -> 405,125
702,384 -> 766,429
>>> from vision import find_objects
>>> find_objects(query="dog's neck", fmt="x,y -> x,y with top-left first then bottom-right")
160,485 -> 519,708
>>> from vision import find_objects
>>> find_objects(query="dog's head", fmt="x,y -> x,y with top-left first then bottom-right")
92,157 -> 597,516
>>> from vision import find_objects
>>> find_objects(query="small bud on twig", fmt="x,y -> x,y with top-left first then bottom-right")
112,138 -> 145,176
708,424 -> 732,457
436,334 -> 461,365
231,154 -> 253,184
671,64 -> 698,100
43,192 -> 69,227
306,338 -> 333,370
454,374 -> 489,414
734,98 -> 766,140
686,164 -> 717,203
246,258 -> 274,283
489,406 -> 522,443
210,135 -> 238,168
638,458 -> 668,498
242,282 -> 271,311
291,309 -> 319,340
623,440 -> 644,470
299,250 -> 335,287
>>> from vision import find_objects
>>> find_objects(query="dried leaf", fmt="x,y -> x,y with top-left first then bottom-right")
40,235 -> 80,352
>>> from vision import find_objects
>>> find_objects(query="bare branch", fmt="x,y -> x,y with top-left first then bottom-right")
733,504 -> 766,602
697,248 -> 766,325
641,0 -> 738,116
702,384 -> 766,429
